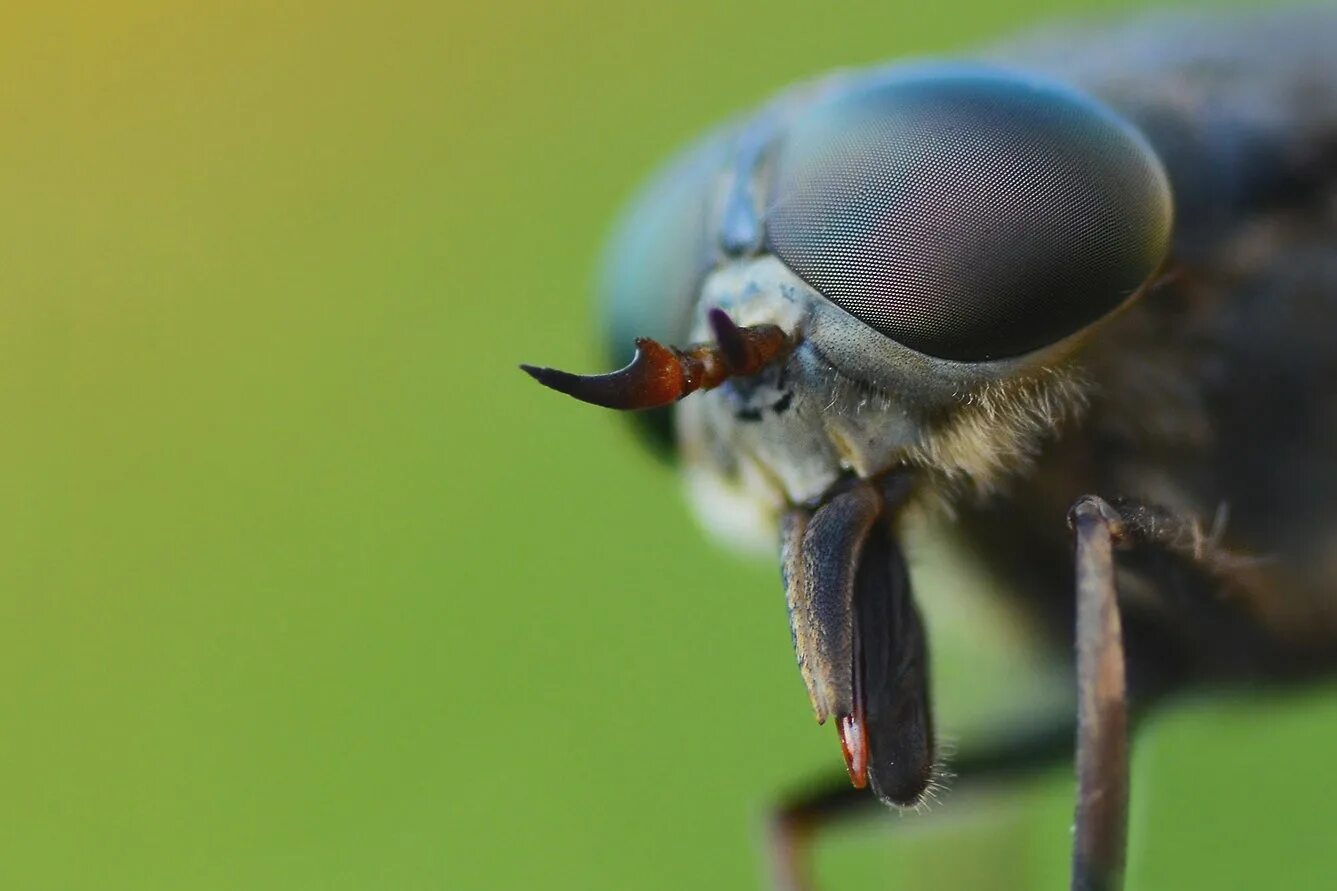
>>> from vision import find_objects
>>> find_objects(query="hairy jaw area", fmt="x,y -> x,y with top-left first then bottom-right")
907,364 -> 1092,506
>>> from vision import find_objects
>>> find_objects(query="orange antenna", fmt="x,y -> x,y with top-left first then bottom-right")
521,309 -> 793,411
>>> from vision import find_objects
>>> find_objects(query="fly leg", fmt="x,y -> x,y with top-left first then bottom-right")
1068,495 -> 1130,891
768,720 -> 1075,891
1065,493 -> 1308,891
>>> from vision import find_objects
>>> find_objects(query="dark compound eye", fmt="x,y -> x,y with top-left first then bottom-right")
764,68 -> 1173,361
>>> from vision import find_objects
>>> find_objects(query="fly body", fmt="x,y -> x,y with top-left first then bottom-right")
523,9 -> 1337,889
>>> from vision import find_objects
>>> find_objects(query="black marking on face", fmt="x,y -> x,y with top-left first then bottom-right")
724,362 -> 793,423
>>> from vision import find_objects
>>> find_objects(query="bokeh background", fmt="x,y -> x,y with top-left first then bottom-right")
4,1 -> 1336,889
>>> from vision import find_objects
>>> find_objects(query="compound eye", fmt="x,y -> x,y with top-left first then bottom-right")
765,69 -> 1172,361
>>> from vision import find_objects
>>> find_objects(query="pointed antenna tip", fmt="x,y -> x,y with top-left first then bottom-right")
519,362 -> 599,403
519,346 -> 682,410
519,363 -> 565,390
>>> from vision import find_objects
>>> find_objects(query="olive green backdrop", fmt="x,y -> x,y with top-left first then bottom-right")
3,1 -> 1333,889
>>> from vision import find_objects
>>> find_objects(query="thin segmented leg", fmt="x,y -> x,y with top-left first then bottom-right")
1066,493 -> 1310,891
768,720 -> 1076,891
1068,495 -> 1130,891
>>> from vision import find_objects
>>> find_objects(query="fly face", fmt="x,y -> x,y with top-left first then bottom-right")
525,66 -> 1172,806
520,8 -> 1337,886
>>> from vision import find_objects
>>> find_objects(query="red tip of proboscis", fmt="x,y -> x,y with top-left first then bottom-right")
838,712 -> 869,789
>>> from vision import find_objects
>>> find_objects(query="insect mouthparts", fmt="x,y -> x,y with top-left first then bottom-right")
839,712 -> 870,789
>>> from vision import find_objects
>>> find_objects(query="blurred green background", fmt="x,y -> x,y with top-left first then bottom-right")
3,1 -> 1335,889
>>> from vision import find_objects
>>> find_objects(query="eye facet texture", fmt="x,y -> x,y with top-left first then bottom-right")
765,69 -> 1173,361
